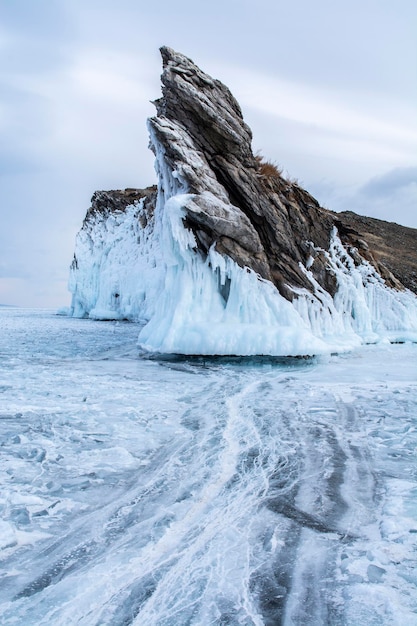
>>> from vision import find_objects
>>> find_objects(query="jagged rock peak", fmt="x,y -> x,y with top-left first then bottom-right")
154,47 -> 254,167
148,47 -> 340,298
147,47 -> 417,300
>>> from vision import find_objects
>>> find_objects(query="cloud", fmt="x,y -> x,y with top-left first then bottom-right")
213,64 -> 417,183
231,69 -> 414,143
359,167 -> 417,198
308,167 -> 417,229
353,167 -> 417,227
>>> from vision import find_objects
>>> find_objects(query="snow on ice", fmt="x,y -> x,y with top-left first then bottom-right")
0,308 -> 416,625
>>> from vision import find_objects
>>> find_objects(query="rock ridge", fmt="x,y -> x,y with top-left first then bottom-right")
146,47 -> 416,298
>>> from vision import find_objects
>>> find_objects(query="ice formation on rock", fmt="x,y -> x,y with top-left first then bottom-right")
68,47 -> 417,355
69,188 -> 160,322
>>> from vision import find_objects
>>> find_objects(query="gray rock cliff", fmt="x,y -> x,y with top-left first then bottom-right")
146,46 -> 416,299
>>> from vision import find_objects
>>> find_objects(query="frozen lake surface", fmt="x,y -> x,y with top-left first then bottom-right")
0,308 -> 416,625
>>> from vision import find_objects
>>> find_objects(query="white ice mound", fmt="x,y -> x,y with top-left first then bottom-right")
69,198 -> 163,322
136,190 -> 417,356
293,230 -> 417,347
137,195 -> 329,356
133,118 -> 417,355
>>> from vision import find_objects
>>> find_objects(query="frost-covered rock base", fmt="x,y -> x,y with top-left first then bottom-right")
68,48 -> 417,355
69,187 -> 159,322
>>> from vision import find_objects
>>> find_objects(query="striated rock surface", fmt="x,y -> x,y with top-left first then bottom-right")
150,47 -> 330,299
148,47 -> 416,299
68,47 -> 417,354
86,187 -> 157,217
334,211 -> 417,294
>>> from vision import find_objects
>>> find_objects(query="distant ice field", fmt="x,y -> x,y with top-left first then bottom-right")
0,308 -> 416,625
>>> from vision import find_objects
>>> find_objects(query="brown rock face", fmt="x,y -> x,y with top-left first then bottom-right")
85,186 -> 157,221
334,212 -> 417,293
147,47 -> 417,298
148,47 -> 336,299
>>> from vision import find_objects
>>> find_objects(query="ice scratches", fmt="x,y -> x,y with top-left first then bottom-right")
250,526 -> 300,626
1,312 -> 416,626
98,572 -> 161,626
265,499 -> 357,539
9,432 -> 187,582
250,385 -> 381,625
15,541 -> 97,599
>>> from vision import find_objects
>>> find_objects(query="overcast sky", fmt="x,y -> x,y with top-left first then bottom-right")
1,0 -> 416,307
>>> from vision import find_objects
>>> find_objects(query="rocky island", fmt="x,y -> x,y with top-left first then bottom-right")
68,47 -> 417,355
